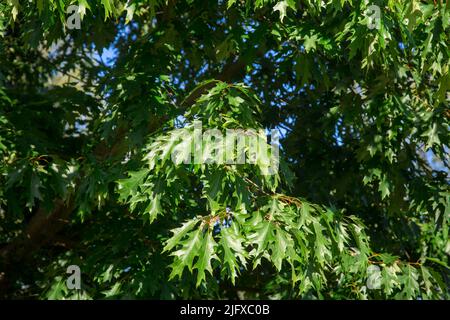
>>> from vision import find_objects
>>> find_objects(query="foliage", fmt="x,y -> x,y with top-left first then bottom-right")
0,0 -> 448,300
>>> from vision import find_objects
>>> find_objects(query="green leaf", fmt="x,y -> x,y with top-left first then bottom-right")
27,172 -> 43,209
398,265 -> 420,299
204,169 -> 225,200
303,34 -> 318,53
248,219 -> 273,267
421,123 -> 441,150
163,218 -> 200,253
101,0 -> 114,19
8,0 -> 20,21
220,228 -> 248,285
169,229 -> 203,280
227,0 -> 237,9
145,193 -> 162,223
194,232 -> 218,287
312,219 -> 331,266
102,282 -> 122,298
381,265 -> 400,296
378,176 -> 391,200
46,278 -> 67,300
117,169 -> 148,203
124,3 -> 135,24
273,0 -> 296,22
271,227 -> 288,271
379,253 -> 398,265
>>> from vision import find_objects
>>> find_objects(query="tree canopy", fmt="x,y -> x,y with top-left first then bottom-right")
0,0 -> 449,299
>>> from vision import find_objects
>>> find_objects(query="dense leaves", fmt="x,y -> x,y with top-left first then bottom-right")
0,0 -> 448,299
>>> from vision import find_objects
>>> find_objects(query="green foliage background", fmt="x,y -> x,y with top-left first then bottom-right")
0,0 -> 449,299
